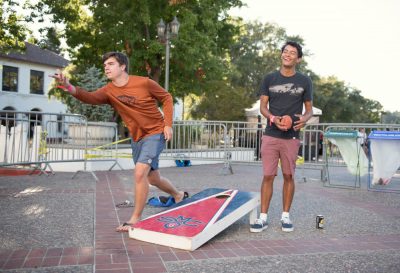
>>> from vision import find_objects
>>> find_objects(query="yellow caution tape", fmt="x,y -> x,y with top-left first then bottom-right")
296,156 -> 304,165
84,137 -> 132,159
39,131 -> 49,156
278,156 -> 304,168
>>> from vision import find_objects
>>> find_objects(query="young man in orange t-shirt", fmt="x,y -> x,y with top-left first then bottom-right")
52,52 -> 187,232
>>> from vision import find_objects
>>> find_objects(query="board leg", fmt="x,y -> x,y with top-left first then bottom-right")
249,207 -> 258,224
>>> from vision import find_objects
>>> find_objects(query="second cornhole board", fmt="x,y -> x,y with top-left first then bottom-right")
129,188 -> 260,251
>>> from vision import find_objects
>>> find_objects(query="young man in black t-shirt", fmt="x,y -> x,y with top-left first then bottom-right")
250,41 -> 313,233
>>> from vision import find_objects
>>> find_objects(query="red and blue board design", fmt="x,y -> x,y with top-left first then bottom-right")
133,188 -> 254,238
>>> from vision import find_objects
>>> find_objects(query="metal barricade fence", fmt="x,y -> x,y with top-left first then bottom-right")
0,113 -> 318,175
225,121 -> 263,163
296,124 -> 326,183
164,120 -> 318,170
0,111 -> 86,167
319,123 -> 400,190
2,110 -> 397,188
297,123 -> 400,188
0,110 -> 119,178
161,120 -> 266,169
161,121 -> 232,174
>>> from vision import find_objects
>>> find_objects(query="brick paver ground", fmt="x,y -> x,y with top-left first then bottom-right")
1,164 -> 399,272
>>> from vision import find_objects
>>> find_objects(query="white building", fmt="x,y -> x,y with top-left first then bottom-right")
0,42 -> 69,114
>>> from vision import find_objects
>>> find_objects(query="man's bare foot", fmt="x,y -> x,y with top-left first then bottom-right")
174,191 -> 189,203
116,222 -> 134,232
116,217 -> 140,232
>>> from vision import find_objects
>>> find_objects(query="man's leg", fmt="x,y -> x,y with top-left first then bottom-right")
281,173 -> 295,232
148,169 -> 185,202
250,175 -> 275,233
260,175 -> 275,214
260,136 -> 280,215
280,138 -> 299,212
131,163 -> 151,222
279,138 -> 299,232
250,136 -> 279,232
116,162 -> 150,233
282,174 -> 295,212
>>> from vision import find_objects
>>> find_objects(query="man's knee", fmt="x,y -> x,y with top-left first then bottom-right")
262,175 -> 275,184
147,170 -> 161,185
283,174 -> 294,183
135,164 -> 150,182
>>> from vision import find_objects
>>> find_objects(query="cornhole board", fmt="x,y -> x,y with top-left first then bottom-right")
129,188 -> 260,251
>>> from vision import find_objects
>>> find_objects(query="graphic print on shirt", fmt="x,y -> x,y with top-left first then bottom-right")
270,83 -> 304,95
117,95 -> 136,106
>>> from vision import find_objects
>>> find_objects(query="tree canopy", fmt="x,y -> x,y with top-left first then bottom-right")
313,76 -> 382,123
66,66 -> 115,122
37,26 -> 62,54
0,0 -> 28,52
1,0 -> 390,123
28,0 -> 244,101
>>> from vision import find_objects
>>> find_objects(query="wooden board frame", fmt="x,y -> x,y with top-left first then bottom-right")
129,188 -> 260,251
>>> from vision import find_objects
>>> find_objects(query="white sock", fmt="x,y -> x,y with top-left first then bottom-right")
282,212 -> 290,219
260,213 -> 268,222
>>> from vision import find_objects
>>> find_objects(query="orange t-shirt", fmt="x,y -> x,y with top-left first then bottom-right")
74,75 -> 173,141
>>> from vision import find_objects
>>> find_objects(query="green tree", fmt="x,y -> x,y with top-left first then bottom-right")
190,80 -> 252,121
49,66 -> 115,122
228,20 -> 287,98
28,0 -> 244,101
314,76 -> 382,123
227,21 -> 310,98
188,20 -> 312,121
381,111 -> 400,124
73,66 -> 115,122
0,0 -> 28,52
38,26 -> 62,54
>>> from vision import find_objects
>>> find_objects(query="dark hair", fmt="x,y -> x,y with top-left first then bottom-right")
102,52 -> 129,73
281,41 -> 303,58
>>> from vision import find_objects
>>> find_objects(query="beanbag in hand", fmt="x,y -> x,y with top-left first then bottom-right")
280,115 -> 293,130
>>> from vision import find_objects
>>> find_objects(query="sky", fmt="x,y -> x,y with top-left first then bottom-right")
229,0 -> 399,112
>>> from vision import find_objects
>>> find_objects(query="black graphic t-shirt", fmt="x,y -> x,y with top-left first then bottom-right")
259,70 -> 313,139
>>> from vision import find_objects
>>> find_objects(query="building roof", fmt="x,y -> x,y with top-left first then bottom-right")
0,42 -> 69,68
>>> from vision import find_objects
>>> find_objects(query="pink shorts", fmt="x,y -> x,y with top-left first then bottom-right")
261,135 -> 300,176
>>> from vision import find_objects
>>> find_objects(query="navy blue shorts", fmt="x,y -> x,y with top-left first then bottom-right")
131,133 -> 165,170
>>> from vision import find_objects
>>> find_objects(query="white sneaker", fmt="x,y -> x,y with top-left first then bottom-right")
281,216 -> 294,232
250,218 -> 268,233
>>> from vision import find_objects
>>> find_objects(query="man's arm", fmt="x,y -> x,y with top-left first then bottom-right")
50,69 -> 109,105
74,86 -> 109,105
293,100 -> 313,131
260,95 -> 271,120
260,95 -> 287,131
148,79 -> 174,140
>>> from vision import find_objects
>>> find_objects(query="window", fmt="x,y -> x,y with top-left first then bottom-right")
30,70 -> 44,95
1,106 -> 16,128
2,65 -> 18,92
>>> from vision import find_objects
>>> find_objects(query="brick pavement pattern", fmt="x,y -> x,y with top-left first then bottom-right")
0,164 -> 399,273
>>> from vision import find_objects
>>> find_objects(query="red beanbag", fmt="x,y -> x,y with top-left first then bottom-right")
280,115 -> 293,130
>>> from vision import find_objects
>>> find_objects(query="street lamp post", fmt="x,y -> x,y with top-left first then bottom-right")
157,16 -> 180,91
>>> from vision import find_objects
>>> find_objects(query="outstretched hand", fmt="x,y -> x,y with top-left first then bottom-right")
49,69 -> 76,94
